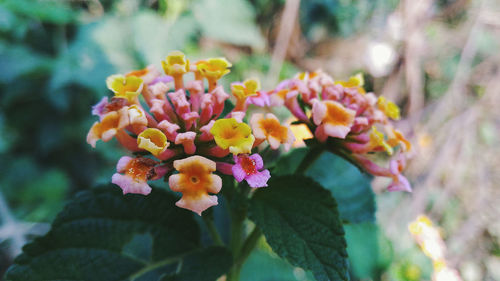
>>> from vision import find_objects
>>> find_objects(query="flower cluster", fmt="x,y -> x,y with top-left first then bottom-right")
261,70 -> 413,192
87,52 -> 412,215
87,51 -> 294,215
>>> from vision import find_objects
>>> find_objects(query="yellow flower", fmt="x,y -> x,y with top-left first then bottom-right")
210,118 -> 255,154
369,126 -> 393,155
231,78 -> 260,111
288,121 -> 313,148
161,51 -> 189,76
196,58 -> 232,81
168,156 -> 222,215
231,78 -> 260,100
106,74 -> 144,102
137,128 -> 169,156
335,73 -> 365,94
250,113 -> 295,151
377,96 -> 400,120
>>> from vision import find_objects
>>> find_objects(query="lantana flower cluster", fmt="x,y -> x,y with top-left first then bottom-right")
87,51 -> 411,215
263,71 -> 412,192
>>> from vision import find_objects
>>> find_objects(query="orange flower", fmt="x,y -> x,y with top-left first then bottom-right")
387,128 -> 411,151
312,100 -> 356,141
87,110 -> 128,147
168,156 -> 222,215
250,113 -> 295,151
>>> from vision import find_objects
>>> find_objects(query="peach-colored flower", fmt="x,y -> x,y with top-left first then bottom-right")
250,113 -> 295,151
111,156 -> 164,195
126,64 -> 162,84
126,105 -> 148,126
168,156 -> 222,215
312,99 -> 356,141
87,111 -> 129,147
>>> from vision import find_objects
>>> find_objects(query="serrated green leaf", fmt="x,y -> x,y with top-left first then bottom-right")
306,152 -> 375,223
5,186 -> 202,281
160,246 -> 232,281
249,175 -> 349,281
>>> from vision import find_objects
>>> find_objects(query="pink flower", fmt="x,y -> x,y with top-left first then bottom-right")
387,157 -> 412,192
232,154 -> 270,188
247,91 -> 271,107
91,97 -> 109,119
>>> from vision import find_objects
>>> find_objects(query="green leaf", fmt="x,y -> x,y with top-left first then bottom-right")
240,248 -> 315,281
193,0 -> 265,50
5,186 -> 202,281
344,222 -> 391,279
161,246 -> 232,281
273,149 -> 376,224
306,152 -> 375,223
249,175 -> 349,281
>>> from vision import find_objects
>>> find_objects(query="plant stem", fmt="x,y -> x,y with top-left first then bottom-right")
295,145 -> 323,174
235,226 -> 262,266
226,184 -> 250,281
202,215 -> 224,246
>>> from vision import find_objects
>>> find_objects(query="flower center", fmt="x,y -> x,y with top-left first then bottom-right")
190,176 -> 200,184
126,158 -> 156,180
240,156 -> 257,175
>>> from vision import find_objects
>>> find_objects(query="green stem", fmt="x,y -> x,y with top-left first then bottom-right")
227,184 -> 251,281
295,146 -> 323,174
202,215 -> 224,246
235,226 -> 262,266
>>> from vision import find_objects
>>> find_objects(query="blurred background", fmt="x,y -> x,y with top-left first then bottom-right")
1,0 -> 499,280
